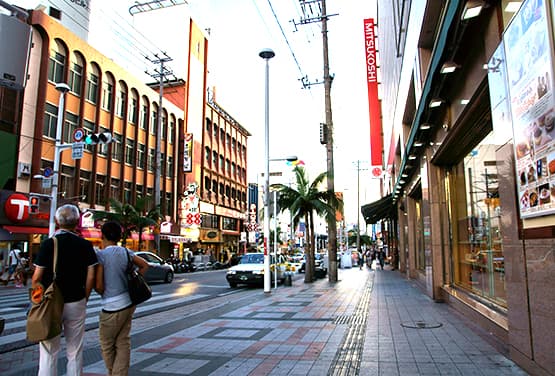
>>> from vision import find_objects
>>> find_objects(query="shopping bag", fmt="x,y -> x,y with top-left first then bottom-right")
26,281 -> 63,342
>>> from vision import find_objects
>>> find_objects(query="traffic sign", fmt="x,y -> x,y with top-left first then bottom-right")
41,177 -> 52,189
73,128 -> 85,142
44,167 -> 53,177
72,142 -> 84,159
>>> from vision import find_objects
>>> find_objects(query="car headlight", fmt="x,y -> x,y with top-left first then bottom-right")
227,270 -> 236,275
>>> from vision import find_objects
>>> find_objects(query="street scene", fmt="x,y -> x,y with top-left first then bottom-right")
0,0 -> 554,375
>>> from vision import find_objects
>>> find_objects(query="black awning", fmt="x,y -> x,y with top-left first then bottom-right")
361,194 -> 396,225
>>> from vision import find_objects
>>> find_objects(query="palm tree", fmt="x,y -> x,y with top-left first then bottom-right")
94,197 -> 161,251
272,166 -> 342,283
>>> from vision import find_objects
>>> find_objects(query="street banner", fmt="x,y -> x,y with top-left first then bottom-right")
183,133 -> 193,172
364,18 -> 383,168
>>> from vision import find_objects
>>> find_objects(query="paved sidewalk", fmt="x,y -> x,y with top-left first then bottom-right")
87,266 -> 528,375
2,267 -> 528,375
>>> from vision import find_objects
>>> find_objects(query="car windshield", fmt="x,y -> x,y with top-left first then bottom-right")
240,254 -> 264,264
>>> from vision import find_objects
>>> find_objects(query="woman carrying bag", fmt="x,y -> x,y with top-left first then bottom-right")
95,221 -> 149,376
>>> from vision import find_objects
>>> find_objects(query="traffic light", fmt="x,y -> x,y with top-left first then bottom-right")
320,123 -> 328,145
29,195 -> 40,214
85,132 -> 112,145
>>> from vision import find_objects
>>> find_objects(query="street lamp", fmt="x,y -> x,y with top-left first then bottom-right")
259,47 -> 275,294
49,82 -> 71,236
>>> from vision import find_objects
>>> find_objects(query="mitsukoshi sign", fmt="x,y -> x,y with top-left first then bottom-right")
364,18 -> 383,169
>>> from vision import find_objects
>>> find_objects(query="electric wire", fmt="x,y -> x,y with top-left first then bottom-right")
266,0 -> 306,80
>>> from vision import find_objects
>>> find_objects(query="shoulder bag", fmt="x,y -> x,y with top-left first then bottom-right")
26,236 -> 64,342
126,249 -> 152,305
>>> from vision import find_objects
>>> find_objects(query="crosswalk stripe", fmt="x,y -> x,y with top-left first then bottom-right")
0,291 -> 209,348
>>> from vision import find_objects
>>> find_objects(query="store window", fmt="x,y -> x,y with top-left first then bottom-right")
452,132 -> 506,307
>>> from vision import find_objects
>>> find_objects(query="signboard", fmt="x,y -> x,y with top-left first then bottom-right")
503,0 -> 555,218
72,142 -> 84,160
363,18 -> 383,168
183,133 -> 193,172
41,178 -> 52,189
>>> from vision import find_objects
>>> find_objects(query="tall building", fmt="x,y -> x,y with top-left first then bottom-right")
0,5 -> 250,263
368,1 -> 555,374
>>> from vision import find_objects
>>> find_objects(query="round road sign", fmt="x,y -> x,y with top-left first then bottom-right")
73,128 -> 85,142
44,167 -> 53,177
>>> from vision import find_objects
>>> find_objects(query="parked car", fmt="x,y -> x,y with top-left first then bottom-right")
299,253 -> 328,278
226,253 -> 286,288
135,251 -> 174,283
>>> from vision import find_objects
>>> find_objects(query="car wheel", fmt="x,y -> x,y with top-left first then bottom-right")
164,271 -> 174,283
229,282 -> 237,288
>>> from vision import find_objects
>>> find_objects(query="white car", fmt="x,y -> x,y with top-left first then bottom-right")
226,253 -> 286,288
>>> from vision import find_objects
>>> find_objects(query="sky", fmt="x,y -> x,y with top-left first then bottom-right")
32,0 -> 381,228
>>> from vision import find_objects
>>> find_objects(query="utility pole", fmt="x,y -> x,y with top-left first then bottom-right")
146,53 -> 174,253
354,160 -> 367,255
294,0 -> 339,282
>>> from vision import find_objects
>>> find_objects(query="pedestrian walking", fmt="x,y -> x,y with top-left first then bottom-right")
95,221 -> 149,376
2,246 -> 22,286
31,204 -> 98,376
377,248 -> 385,270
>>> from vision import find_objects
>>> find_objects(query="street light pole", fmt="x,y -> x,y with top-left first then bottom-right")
49,83 -> 71,237
259,48 -> 275,294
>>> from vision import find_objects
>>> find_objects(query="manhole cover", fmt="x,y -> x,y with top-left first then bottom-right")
400,321 -> 442,329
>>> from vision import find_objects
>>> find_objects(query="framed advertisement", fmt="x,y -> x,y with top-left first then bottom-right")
504,0 -> 555,218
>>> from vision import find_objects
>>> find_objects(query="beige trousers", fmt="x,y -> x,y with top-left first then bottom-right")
98,305 -> 136,376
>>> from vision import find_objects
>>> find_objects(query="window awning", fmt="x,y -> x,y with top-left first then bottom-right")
2,225 -> 48,234
361,194 -> 396,225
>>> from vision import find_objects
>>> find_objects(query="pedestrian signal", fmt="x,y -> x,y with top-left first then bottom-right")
85,132 -> 112,145
29,195 -> 40,214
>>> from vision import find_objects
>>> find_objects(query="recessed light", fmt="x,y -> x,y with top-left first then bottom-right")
429,98 -> 444,108
414,141 -> 424,147
462,1 -> 484,20
420,123 -> 431,130
460,99 -> 470,105
505,2 -> 522,13
441,61 -> 460,74
408,155 -> 417,160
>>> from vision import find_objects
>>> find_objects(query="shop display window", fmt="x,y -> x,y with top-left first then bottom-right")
452,132 -> 507,307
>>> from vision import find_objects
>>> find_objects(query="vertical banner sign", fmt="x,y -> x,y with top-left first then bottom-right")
364,18 -> 383,168
503,0 -> 555,218
183,133 -> 193,172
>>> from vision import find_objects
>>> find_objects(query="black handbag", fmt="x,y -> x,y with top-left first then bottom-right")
126,249 -> 152,305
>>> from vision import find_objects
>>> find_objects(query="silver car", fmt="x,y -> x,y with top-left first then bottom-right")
135,251 -> 174,283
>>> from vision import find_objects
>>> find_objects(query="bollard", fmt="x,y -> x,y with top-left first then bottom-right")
284,272 -> 292,286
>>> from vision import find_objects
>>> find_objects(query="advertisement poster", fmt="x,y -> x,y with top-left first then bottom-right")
503,0 -> 555,218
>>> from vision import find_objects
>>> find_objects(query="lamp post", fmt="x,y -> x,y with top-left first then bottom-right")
49,82 -> 71,236
259,48 -> 275,293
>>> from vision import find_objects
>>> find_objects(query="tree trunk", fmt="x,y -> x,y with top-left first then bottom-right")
304,214 -> 314,283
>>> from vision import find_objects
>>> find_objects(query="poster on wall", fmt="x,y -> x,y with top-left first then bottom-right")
504,0 -> 555,218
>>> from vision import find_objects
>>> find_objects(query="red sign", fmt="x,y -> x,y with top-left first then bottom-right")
364,18 -> 383,167
4,193 -> 30,223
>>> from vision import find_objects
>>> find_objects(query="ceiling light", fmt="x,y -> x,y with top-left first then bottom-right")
429,98 -> 444,108
402,173 -> 408,177
505,2 -> 522,13
414,141 -> 424,147
462,1 -> 484,20
460,99 -> 470,105
420,123 -> 431,130
441,61 -> 460,74
408,155 -> 417,160
399,179 -> 406,184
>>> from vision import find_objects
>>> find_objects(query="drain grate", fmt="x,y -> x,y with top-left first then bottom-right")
400,321 -> 443,329
328,274 -> 374,375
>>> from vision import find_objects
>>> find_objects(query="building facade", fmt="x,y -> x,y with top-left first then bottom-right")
0,6 -> 251,264
369,1 -> 554,375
